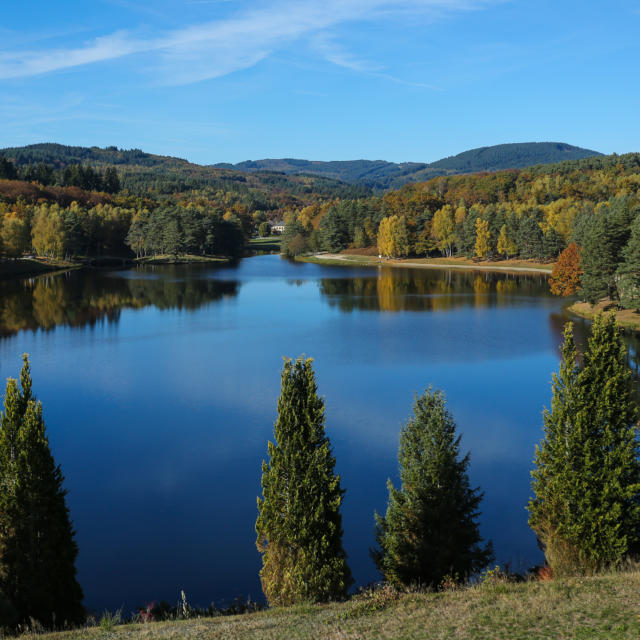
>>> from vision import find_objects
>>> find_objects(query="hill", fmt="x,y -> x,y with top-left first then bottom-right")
17,570 -> 640,639
214,142 -> 603,189
0,143 -> 370,201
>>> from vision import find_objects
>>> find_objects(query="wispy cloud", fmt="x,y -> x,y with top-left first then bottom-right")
0,0 -> 496,84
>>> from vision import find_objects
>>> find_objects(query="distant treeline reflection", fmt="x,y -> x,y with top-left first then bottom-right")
319,269 -> 551,313
0,267 -> 239,338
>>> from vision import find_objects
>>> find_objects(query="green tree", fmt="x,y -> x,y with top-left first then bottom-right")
617,214 -> 640,310
258,221 -> 270,237
0,356 -> 84,629
373,388 -> 493,588
580,213 -> 618,303
528,317 -> 640,575
256,357 -> 352,605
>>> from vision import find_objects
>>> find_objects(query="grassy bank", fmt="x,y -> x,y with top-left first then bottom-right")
20,570 -> 640,640
247,237 -> 281,252
134,254 -> 231,265
0,257 -> 80,280
299,253 -> 554,274
568,300 -> 640,332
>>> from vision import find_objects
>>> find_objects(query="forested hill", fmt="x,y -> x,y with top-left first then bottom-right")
214,142 -> 602,190
0,143 -> 370,200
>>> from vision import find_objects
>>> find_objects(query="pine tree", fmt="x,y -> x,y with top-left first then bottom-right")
256,357 -> 352,605
528,317 -> 640,575
0,356 -> 84,629
617,214 -> 640,310
580,214 -> 618,304
372,388 -> 493,588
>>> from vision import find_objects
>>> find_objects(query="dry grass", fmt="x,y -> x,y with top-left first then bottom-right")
18,570 -> 640,640
301,254 -> 553,274
568,301 -> 640,332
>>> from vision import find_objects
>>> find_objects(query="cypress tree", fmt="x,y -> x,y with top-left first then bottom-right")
528,317 -> 640,575
0,355 -> 84,629
372,388 -> 493,588
256,356 -> 352,606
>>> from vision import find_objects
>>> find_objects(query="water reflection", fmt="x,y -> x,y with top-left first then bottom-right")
319,268 -> 552,313
0,267 -> 239,339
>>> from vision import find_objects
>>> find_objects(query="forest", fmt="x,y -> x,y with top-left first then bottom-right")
1,146 -> 640,310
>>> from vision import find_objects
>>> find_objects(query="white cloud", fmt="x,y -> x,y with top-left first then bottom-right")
0,0 -> 496,84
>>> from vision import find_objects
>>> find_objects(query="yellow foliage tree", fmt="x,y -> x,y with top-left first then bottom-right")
474,218 -> 491,259
431,205 -> 456,257
377,215 -> 410,258
496,224 -> 518,259
0,212 -> 31,258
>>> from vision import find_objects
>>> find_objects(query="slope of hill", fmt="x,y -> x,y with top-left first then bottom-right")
214,142 -> 603,189
0,143 -> 371,201
16,570 -> 640,640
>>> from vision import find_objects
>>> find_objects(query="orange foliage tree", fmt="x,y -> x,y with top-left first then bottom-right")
549,242 -> 582,296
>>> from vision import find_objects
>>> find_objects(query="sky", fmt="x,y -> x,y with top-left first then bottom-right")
0,0 -> 639,164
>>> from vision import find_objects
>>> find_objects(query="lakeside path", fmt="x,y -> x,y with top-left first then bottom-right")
300,253 -> 554,275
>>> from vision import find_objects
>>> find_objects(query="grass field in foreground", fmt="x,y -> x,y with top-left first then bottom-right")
20,570 -> 640,640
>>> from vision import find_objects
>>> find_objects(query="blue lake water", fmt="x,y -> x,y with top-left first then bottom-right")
0,255 -> 609,613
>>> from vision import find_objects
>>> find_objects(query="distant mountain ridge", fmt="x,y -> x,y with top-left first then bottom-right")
214,142 -> 603,189
0,141 -> 602,192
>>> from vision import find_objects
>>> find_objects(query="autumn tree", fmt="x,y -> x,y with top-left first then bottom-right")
431,205 -> 456,257
373,388 -> 493,588
549,242 -> 582,296
496,224 -> 517,259
0,356 -> 84,629
0,213 -> 30,259
378,215 -> 410,258
474,218 -> 491,259
256,357 -> 352,605
528,317 -> 640,575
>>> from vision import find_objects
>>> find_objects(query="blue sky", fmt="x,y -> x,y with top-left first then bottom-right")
1,0 -> 638,164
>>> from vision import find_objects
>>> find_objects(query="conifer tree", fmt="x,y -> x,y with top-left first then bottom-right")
373,388 -> 492,588
528,317 -> 640,575
0,355 -> 84,629
256,357 -> 352,605
617,214 -> 640,310
580,214 -> 618,303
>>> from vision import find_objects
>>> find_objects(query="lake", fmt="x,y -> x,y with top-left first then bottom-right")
0,255 -> 620,613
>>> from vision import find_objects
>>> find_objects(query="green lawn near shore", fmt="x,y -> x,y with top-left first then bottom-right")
247,237 -> 281,252
21,570 -> 640,640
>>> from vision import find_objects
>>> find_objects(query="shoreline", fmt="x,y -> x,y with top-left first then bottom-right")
567,300 -> 640,333
298,253 -> 554,275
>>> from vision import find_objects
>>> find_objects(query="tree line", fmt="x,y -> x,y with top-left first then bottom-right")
278,153 -> 640,264
2,313 -> 637,629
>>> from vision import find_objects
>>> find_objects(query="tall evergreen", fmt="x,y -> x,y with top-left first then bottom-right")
580,213 -> 619,303
617,214 -> 640,310
373,388 -> 492,588
528,317 -> 640,575
0,356 -> 84,629
256,357 -> 352,606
